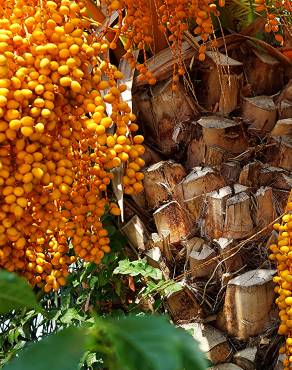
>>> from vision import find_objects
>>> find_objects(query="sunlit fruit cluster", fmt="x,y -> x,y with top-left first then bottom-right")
103,0 -> 290,89
254,0 -> 291,45
102,0 -> 222,89
102,0 -> 157,85
0,0 -> 145,292
269,191 -> 292,369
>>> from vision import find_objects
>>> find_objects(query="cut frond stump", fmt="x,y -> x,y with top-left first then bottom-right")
181,322 -> 232,365
273,189 -> 290,214
245,48 -> 284,95
217,269 -> 276,340
233,347 -> 257,370
219,74 -> 243,115
134,79 -> 197,156
196,51 -> 242,112
121,215 -> 149,251
214,238 -> 243,273
278,100 -> 292,119
242,95 -> 277,136
186,116 -> 248,169
221,161 -> 242,185
271,118 -> 292,137
176,167 -> 225,220
186,140 -> 228,169
223,192 -> 254,239
177,167 -> 225,201
239,161 -> 263,187
148,231 -> 173,263
153,201 -> 192,245
204,184 -> 250,240
197,116 -> 248,155
189,239 -> 217,279
166,285 -> 203,322
143,161 -> 186,209
268,136 -> 292,171
258,165 -> 292,191
254,187 -> 276,230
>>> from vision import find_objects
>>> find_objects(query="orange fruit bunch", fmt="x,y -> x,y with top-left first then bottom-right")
0,0 -> 145,292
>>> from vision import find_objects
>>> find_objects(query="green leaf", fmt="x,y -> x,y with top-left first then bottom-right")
114,279 -> 122,297
90,276 -> 99,289
101,315 -> 208,370
60,308 -> 84,324
80,262 -> 96,282
143,265 -> 162,280
113,259 -> 162,280
162,281 -> 182,296
109,232 -> 127,252
219,0 -> 256,31
84,351 -> 98,367
0,270 -> 42,314
4,327 -> 86,370
143,280 -> 183,298
113,259 -> 135,275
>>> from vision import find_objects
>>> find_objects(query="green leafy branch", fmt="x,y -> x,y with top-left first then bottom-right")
113,258 -> 183,299
0,270 -> 208,370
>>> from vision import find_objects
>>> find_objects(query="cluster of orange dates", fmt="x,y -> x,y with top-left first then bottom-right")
102,0 -> 289,89
270,192 -> 292,369
0,0 -> 145,292
103,0 -> 222,88
255,0 -> 291,44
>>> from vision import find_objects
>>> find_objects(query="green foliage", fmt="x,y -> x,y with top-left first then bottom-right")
214,0 -> 256,31
4,327 -> 86,370
114,258 -> 163,280
0,270 -> 42,314
0,270 -> 207,370
0,220 -> 129,368
143,280 -> 183,298
114,257 -> 183,299
0,216 -> 206,370
100,315 -> 207,370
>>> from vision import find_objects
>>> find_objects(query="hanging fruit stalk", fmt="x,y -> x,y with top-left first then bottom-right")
269,190 -> 292,369
0,0 -> 145,292
100,0 -> 290,89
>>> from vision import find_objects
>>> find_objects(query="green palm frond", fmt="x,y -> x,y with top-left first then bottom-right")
218,0 -> 256,31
